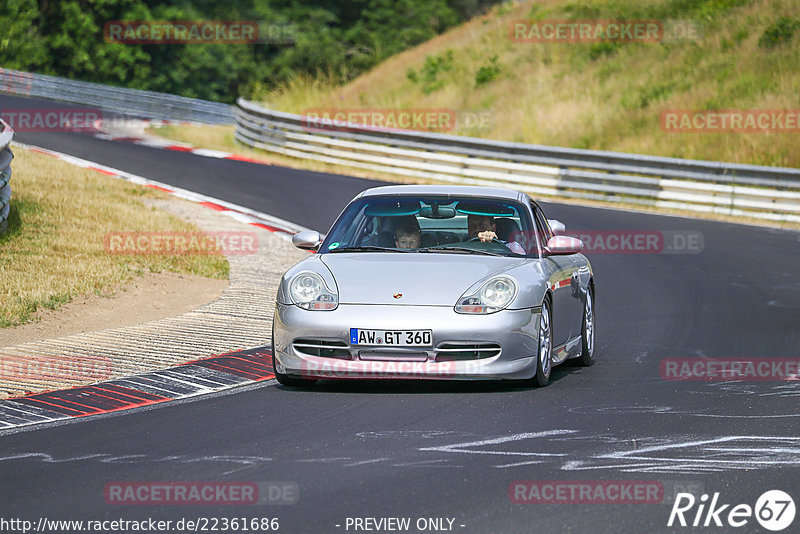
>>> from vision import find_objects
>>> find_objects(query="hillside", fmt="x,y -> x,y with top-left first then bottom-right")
258,0 -> 800,168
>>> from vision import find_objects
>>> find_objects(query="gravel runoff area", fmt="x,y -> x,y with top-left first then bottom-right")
0,196 -> 308,398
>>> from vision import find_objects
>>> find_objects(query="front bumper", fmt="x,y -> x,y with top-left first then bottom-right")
272,303 -> 541,381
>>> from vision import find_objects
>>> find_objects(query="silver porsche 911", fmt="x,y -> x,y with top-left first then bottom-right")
272,185 -> 595,387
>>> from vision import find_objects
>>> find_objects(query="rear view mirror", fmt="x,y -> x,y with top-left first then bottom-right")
544,235 -> 583,256
419,206 -> 455,219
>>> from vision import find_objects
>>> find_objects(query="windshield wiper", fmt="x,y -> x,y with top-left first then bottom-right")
328,246 -> 413,253
420,246 -> 503,257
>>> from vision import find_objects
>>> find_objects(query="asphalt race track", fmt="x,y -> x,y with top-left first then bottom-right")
2,94 -> 800,533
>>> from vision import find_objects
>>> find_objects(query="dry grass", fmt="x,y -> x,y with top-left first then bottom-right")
0,147 -> 228,327
257,0 -> 800,168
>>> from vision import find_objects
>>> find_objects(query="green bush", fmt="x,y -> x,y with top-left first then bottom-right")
758,16 -> 800,48
475,55 -> 501,86
407,50 -> 455,94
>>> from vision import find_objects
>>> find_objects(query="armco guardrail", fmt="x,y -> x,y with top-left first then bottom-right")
0,119 -> 14,234
0,68 -> 233,124
235,98 -> 800,223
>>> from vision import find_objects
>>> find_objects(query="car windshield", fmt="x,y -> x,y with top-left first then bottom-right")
320,195 -> 536,257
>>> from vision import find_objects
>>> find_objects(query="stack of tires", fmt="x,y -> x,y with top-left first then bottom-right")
0,122 -> 14,235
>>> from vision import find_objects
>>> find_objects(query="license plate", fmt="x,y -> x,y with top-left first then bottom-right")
350,329 -> 432,347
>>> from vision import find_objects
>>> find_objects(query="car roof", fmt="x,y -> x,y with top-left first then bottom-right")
357,184 -> 526,202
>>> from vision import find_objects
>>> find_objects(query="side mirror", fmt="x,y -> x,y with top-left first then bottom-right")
547,219 -> 566,235
544,235 -> 583,256
292,230 -> 322,251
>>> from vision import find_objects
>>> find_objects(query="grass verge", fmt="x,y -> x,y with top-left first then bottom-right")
0,147 -> 228,328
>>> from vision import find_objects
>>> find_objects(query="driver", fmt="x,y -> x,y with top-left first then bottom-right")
467,214 -> 526,254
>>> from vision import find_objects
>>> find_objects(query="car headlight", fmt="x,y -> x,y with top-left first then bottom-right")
289,271 -> 338,310
455,276 -> 518,314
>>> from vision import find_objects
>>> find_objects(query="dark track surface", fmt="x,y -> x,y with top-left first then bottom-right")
2,94 -> 800,533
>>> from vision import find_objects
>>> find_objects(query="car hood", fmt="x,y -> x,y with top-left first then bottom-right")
320,253 -> 525,306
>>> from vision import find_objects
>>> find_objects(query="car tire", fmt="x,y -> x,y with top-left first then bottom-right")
534,298 -> 553,387
577,287 -> 595,367
273,357 -> 316,387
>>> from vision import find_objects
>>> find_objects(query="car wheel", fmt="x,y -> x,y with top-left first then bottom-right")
535,298 -> 553,387
273,357 -> 316,387
577,287 -> 594,367
275,372 -> 316,388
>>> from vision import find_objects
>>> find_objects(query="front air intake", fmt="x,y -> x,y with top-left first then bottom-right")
434,343 -> 501,361
293,339 -> 351,359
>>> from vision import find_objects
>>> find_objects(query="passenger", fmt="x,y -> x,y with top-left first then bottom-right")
467,214 -> 526,254
394,223 -> 421,249
375,215 -> 419,248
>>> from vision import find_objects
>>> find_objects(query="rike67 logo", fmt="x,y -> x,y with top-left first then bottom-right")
668,490 -> 795,531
